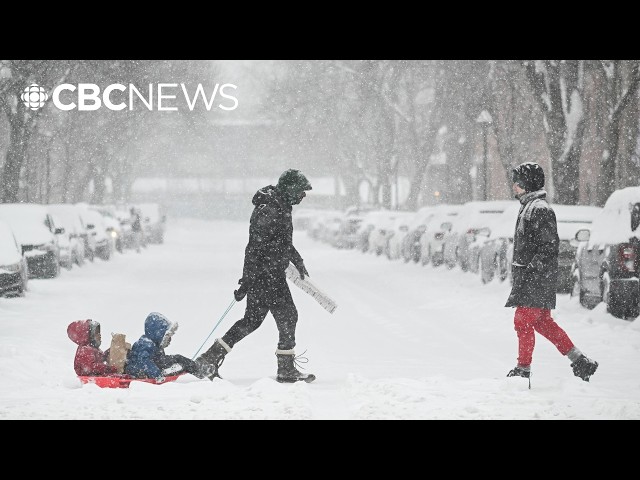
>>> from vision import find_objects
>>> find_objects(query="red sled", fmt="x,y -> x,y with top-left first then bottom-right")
79,374 -> 184,389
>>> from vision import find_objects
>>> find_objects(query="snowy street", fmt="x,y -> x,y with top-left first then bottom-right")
1,217 -> 639,420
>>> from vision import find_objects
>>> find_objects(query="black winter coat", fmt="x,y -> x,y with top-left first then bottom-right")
505,190 -> 559,309
241,185 -> 304,288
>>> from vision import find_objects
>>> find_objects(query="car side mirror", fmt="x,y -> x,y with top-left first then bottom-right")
87,224 -> 95,230
575,229 -> 590,242
441,222 -> 452,232
55,227 -> 65,235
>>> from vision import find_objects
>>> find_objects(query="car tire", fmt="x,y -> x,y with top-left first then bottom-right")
480,257 -> 493,284
604,274 -> 640,319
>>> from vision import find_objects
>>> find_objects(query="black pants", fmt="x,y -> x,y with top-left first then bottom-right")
155,354 -> 200,376
222,276 -> 298,350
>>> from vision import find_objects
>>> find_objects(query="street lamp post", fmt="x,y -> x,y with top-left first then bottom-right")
39,130 -> 54,204
476,110 -> 492,201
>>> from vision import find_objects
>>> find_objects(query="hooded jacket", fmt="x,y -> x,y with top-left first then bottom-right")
67,319 -> 118,376
505,190 -> 559,309
241,185 -> 304,285
124,312 -> 176,379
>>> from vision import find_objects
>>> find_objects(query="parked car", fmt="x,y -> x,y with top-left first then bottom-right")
571,186 -> 640,320
307,210 -> 343,242
368,211 -> 410,257
136,203 -> 166,244
0,203 -> 61,279
50,212 -> 75,270
0,219 -> 29,297
442,201 -> 516,271
419,205 -> 463,266
353,210 -> 389,253
91,206 -> 122,254
333,216 -> 363,249
399,207 -> 436,263
293,208 -> 321,231
76,204 -> 112,261
48,204 -> 87,269
478,203 -> 522,284
553,205 -> 603,292
386,211 -> 418,260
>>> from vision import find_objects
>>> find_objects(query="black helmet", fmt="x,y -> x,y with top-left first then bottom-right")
276,169 -> 312,204
512,162 -> 545,192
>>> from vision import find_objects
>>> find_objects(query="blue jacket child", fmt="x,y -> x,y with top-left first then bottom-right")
124,312 -> 208,381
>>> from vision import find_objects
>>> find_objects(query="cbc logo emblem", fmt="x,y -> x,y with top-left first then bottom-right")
21,83 -> 49,111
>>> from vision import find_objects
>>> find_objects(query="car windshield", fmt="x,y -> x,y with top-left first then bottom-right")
0,224 -> 21,264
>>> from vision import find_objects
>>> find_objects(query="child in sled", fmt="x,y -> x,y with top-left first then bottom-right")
124,312 -> 211,382
67,319 -> 120,377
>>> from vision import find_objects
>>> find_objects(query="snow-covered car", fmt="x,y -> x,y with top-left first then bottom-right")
90,206 -> 122,254
442,201 -> 516,271
136,203 -> 166,244
50,212 -> 75,270
419,205 -> 463,266
0,219 -> 28,297
333,216 -> 364,249
321,215 -> 344,245
76,205 -> 112,261
307,210 -> 343,242
552,205 -> 603,293
368,211 -> 410,257
386,211 -> 418,260
353,210 -> 393,253
571,187 -> 640,319
478,203 -> 521,284
0,203 -> 61,279
48,204 -> 87,268
292,208 -> 321,231
401,206 -> 436,263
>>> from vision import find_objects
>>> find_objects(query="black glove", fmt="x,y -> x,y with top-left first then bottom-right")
294,260 -> 309,280
234,278 -> 249,301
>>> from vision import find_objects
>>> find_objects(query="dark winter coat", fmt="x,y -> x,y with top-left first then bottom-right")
241,185 -> 304,293
124,313 -> 176,379
505,190 -> 559,309
67,320 -> 118,376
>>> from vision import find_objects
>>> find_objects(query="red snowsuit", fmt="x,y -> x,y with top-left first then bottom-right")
67,319 -> 118,376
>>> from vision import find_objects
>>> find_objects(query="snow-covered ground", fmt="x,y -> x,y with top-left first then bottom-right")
1,218 -> 639,420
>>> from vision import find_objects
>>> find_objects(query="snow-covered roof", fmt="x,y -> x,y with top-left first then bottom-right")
452,200 -> 518,233
48,204 -> 86,235
0,203 -> 56,246
0,219 -> 22,265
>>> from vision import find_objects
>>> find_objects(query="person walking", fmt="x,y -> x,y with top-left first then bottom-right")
506,162 -> 598,383
196,169 -> 316,383
130,207 -> 143,253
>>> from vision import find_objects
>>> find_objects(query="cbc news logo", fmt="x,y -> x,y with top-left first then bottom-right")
19,82 -> 238,112
21,83 -> 49,111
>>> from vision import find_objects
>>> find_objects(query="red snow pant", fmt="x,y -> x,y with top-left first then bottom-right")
513,306 -> 574,366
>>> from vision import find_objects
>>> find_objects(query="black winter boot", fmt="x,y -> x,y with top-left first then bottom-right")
195,338 -> 231,381
507,365 -> 531,378
276,349 -> 316,383
571,354 -> 598,382
507,365 -> 531,389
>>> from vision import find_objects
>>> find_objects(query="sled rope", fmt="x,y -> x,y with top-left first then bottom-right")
192,298 -> 236,359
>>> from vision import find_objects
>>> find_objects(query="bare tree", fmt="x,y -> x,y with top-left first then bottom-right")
596,60 -> 640,205
0,60 -> 76,203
